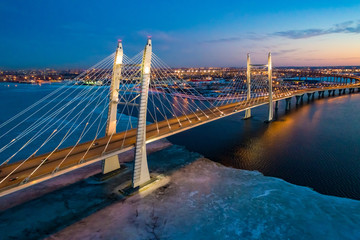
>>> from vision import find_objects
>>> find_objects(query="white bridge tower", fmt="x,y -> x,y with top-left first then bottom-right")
102,40 -> 123,174
267,52 -> 273,122
132,38 -> 152,187
244,53 -> 251,119
245,53 -> 273,122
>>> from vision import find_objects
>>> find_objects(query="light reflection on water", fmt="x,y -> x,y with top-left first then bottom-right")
169,93 -> 360,200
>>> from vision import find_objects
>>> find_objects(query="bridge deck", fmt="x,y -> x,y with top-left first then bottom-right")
0,84 -> 359,195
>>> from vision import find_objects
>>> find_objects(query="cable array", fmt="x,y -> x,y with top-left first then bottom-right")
1,48 -> 355,192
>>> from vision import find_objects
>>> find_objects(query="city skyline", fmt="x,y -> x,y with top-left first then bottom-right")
1,0 -> 360,69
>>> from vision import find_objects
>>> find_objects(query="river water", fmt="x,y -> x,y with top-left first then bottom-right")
169,92 -> 360,200
1,82 -> 359,200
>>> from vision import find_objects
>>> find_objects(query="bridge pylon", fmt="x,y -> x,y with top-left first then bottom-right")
244,53 -> 251,119
246,53 -> 273,122
267,52 -> 273,122
132,38 -> 152,188
102,40 -> 123,174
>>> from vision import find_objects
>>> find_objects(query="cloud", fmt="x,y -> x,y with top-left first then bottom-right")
203,37 -> 242,43
202,33 -> 267,44
272,49 -> 299,56
274,20 -> 360,39
137,30 -> 175,42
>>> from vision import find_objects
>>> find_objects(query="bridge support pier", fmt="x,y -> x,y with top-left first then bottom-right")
244,109 -> 251,119
244,53 -> 251,119
307,93 -> 311,102
285,98 -> 291,111
295,95 -> 303,105
275,101 -> 279,111
307,92 -> 315,101
102,40 -> 123,174
132,38 -> 152,188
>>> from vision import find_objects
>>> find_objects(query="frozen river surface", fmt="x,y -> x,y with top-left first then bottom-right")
47,157 -> 360,240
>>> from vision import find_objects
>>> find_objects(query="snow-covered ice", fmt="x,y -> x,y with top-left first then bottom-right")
46,158 -> 360,240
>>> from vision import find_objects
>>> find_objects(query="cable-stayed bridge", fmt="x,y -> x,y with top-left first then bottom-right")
0,38 -> 359,197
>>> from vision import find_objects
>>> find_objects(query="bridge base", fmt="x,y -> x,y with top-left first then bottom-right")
285,98 -> 291,111
295,95 -> 304,105
102,155 -> 121,174
307,92 -> 315,101
243,109 -> 251,119
96,164 -> 128,182
118,174 -> 163,197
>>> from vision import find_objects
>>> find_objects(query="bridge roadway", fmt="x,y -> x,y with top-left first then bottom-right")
0,83 -> 359,195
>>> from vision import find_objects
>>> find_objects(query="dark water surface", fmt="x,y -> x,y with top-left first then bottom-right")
169,93 -> 360,200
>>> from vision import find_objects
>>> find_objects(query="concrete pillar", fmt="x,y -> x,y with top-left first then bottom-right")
275,101 -> 279,110
132,38 -> 152,188
102,40 -> 123,174
267,53 -> 273,122
285,98 -> 291,111
307,93 -> 312,102
244,54 -> 251,119
307,92 -> 315,101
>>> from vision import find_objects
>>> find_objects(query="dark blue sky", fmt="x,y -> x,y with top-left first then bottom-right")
1,0 -> 359,69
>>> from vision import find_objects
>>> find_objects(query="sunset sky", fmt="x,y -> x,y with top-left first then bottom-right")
1,0 -> 360,68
